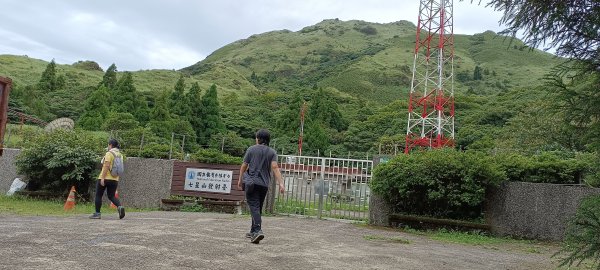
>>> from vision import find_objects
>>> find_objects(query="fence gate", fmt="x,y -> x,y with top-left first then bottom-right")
275,155 -> 372,220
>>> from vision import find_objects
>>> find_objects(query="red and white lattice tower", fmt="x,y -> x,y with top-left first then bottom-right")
405,0 -> 455,153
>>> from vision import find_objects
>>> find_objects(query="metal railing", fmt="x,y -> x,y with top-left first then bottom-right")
275,155 -> 373,220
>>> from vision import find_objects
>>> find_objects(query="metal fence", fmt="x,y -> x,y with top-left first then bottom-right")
275,155 -> 373,221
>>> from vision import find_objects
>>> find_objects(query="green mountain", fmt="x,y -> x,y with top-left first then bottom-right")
0,19 -> 565,156
183,19 -> 560,101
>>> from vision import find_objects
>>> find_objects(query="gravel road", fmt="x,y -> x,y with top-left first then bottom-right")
0,211 -> 557,270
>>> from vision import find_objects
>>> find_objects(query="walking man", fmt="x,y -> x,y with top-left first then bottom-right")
237,129 -> 285,244
90,138 -> 125,219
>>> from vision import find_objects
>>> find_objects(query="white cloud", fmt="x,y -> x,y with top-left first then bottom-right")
0,0 -> 508,71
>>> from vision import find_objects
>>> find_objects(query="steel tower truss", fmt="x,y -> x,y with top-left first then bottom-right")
405,0 -> 455,153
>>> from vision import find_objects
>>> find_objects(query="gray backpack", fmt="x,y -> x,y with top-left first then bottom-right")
109,151 -> 124,177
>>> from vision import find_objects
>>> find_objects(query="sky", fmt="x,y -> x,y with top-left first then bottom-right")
0,0 -> 507,71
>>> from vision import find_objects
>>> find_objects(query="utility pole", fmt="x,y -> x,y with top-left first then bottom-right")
298,101 -> 307,156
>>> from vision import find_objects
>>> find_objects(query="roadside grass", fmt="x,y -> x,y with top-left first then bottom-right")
427,228 -> 532,246
0,195 -> 152,216
363,234 -> 410,244
356,224 -> 557,253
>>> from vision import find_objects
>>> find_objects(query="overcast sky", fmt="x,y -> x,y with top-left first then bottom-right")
0,0 -> 506,71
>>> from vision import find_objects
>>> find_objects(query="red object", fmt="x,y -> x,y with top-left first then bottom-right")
405,0 -> 455,153
0,77 -> 12,157
110,190 -> 119,209
298,101 -> 307,156
63,186 -> 76,211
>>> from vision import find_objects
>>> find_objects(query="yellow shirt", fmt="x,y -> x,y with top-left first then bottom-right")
98,150 -> 121,181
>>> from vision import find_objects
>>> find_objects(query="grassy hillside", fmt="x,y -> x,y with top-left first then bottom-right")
0,19 -> 561,106
183,19 -> 561,103
0,19 -> 567,155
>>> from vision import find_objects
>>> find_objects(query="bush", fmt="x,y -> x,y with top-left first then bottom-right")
556,195 -> 600,269
582,153 -> 600,188
191,149 -> 242,165
15,130 -> 103,194
208,131 -> 252,157
72,60 -> 103,71
124,143 -> 178,160
495,152 -> 589,184
101,112 -> 139,131
371,149 -> 505,220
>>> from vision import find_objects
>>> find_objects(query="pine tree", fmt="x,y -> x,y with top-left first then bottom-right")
304,121 -> 329,154
197,84 -> 224,145
38,60 -> 59,93
100,64 -> 118,90
170,75 -> 191,119
113,72 -> 136,111
473,66 -> 483,80
77,86 -> 110,130
186,82 -> 204,141
309,88 -> 348,131
151,90 -> 171,122
276,91 -> 304,135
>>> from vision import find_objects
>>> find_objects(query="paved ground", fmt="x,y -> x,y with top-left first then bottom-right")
0,212 -> 558,270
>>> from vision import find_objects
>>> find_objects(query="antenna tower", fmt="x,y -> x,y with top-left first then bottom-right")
405,0 -> 455,153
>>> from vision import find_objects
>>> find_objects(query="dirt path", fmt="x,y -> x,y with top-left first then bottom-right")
0,212 -> 557,270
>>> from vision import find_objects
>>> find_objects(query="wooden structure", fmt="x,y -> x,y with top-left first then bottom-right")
0,77 -> 12,156
165,161 -> 245,213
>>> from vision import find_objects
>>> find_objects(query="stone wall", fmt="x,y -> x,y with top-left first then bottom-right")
486,182 -> 600,241
0,148 -> 22,193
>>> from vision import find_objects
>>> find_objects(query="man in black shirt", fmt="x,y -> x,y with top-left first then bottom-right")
237,129 -> 285,244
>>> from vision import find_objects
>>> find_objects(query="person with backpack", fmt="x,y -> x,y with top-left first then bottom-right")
236,129 -> 285,244
90,138 -> 125,219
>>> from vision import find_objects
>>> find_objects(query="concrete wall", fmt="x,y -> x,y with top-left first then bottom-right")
0,148 -> 22,193
486,182 -> 600,241
369,180 -> 600,241
118,157 -> 174,209
368,193 -> 391,226
0,148 -> 174,209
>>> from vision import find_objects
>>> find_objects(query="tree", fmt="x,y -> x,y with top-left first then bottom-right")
38,59 -> 62,93
15,130 -> 101,194
170,75 -> 191,120
197,84 -> 224,145
101,112 -> 139,131
304,122 -> 329,154
486,0 -> 599,74
77,86 -> 110,130
308,88 -> 348,132
276,91 -> 304,136
473,65 -> 483,80
485,0 -> 600,149
151,90 -> 172,122
100,64 -> 118,90
112,72 -> 148,123
186,82 -> 204,141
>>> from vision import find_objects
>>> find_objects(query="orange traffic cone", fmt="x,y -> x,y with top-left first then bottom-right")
63,186 -> 76,211
110,190 -> 119,209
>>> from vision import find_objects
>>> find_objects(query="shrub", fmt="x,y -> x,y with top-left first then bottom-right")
495,152 -> 589,184
15,130 -> 103,194
101,112 -> 139,131
556,195 -> 600,269
371,149 -> 505,220
582,153 -> 600,188
72,60 -> 103,71
208,131 -> 252,157
191,149 -> 242,165
124,143 -> 177,160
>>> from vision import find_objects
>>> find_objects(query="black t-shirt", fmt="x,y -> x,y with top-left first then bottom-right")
243,144 -> 277,187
